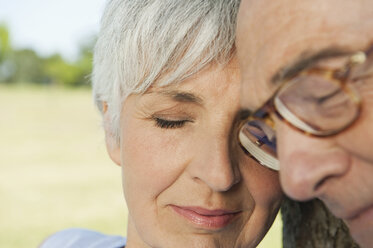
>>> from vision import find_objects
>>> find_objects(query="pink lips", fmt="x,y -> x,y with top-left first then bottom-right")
170,205 -> 240,229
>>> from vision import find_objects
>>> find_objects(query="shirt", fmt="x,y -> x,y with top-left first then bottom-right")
39,228 -> 127,248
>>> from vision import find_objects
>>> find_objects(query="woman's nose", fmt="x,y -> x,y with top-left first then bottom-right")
277,122 -> 350,201
187,135 -> 241,192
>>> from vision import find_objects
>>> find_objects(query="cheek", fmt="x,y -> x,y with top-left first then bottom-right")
120,118 -> 191,203
240,158 -> 283,208
236,158 -> 282,247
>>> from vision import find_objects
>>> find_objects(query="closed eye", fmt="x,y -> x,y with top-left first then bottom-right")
315,89 -> 342,104
153,117 -> 191,129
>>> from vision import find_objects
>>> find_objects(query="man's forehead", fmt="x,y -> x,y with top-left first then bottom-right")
239,0 -> 372,58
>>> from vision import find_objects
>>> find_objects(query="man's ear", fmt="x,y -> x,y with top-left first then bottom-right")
102,102 -> 121,166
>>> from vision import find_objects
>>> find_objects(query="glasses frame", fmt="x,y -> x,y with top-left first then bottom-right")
238,43 -> 373,170
245,43 -> 373,138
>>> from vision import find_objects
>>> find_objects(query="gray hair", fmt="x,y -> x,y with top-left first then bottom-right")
92,0 -> 241,144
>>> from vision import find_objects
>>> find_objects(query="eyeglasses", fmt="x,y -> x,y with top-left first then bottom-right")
239,43 -> 373,171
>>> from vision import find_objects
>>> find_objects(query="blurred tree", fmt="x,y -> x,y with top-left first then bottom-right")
43,54 -> 82,86
0,23 -> 12,62
0,23 -> 13,82
0,24 -> 46,84
71,36 -> 95,87
42,36 -> 95,87
7,49 -> 46,83
0,24 -> 95,87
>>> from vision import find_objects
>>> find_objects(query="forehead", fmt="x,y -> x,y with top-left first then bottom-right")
237,0 -> 373,107
145,58 -> 240,102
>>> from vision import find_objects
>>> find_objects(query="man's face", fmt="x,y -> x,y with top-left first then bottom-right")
237,0 -> 373,247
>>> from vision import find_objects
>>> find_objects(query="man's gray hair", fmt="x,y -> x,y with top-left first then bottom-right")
92,0 -> 240,144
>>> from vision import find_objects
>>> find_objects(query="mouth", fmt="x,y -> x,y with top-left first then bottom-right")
169,205 -> 242,230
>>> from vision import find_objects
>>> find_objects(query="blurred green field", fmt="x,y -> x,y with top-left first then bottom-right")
0,84 -> 281,248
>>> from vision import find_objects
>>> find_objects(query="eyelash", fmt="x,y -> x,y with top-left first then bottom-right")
153,117 -> 190,129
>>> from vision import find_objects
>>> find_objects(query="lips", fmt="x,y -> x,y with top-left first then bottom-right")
169,205 -> 241,230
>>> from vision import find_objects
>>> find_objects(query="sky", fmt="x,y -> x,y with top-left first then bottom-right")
0,0 -> 107,61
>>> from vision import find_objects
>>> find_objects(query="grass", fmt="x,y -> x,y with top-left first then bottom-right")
0,84 -> 281,248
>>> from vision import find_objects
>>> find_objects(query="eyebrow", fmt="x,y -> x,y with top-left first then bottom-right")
271,46 -> 353,84
147,89 -> 204,105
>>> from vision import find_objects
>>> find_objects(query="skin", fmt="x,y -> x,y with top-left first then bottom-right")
105,58 -> 282,248
236,0 -> 373,247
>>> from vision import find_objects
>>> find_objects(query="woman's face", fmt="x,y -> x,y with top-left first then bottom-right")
107,58 -> 282,248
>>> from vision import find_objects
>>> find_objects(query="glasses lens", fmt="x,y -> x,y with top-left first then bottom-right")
239,119 -> 279,170
275,75 -> 360,135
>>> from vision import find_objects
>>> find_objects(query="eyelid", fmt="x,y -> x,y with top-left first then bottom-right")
150,112 -> 195,127
151,113 -> 194,122
152,116 -> 192,129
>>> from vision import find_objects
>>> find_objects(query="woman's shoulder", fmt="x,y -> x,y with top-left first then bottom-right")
39,228 -> 126,248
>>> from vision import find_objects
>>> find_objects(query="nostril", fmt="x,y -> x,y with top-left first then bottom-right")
313,175 -> 334,192
217,173 -> 239,192
232,165 -> 242,186
281,171 -> 317,201
279,149 -> 350,201
193,164 -> 239,192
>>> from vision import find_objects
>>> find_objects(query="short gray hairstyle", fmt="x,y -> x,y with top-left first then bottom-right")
92,0 -> 241,144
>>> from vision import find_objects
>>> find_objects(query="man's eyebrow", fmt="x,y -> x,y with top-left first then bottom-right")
146,89 -> 204,105
271,47 -> 353,84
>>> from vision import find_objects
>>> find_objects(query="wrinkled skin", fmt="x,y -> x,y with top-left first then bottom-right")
106,58 -> 282,248
237,0 -> 373,247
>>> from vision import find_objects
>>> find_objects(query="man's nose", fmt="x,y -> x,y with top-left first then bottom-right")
187,134 -> 241,192
276,122 -> 350,201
